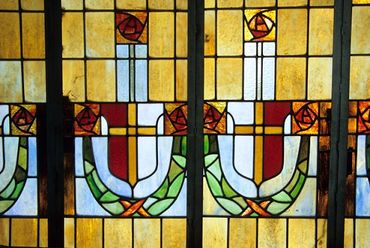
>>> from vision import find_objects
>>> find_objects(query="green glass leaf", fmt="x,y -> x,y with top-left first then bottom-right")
272,191 -> 293,203
221,177 -> 237,198
86,174 -> 102,198
100,191 -> 120,203
217,197 -> 243,215
167,173 -> 185,197
173,155 -> 186,169
168,161 -> 183,182
204,135 -> 210,154
285,170 -> 300,193
14,167 -> 26,182
0,200 -> 14,213
232,196 -> 248,209
208,161 -> 221,181
206,171 -> 223,197
92,171 -> 107,193
18,146 -> 27,170
84,161 -> 95,175
266,201 -> 290,215
10,181 -> 25,200
204,154 -> 218,168
0,179 -> 16,199
153,178 -> 169,199
102,202 -> 124,215
147,198 -> 174,216
181,136 -> 187,156
20,137 -> 27,147
298,160 -> 308,174
291,174 -> 306,199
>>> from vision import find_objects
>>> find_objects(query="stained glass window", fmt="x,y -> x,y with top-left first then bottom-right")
344,0 -> 370,247
202,0 -> 334,247
62,0 -> 188,247
0,0 -> 48,247
0,0 -> 369,247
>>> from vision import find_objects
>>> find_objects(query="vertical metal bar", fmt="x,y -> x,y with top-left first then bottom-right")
328,0 -> 352,246
187,0 -> 204,247
44,0 -> 64,246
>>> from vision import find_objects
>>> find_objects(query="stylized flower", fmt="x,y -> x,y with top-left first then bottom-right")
247,10 -> 275,40
75,106 -> 99,134
116,13 -> 146,42
203,103 -> 223,131
11,106 -> 36,134
293,103 -> 318,132
168,106 -> 187,133
359,103 -> 370,133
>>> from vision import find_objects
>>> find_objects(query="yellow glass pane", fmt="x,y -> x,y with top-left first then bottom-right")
245,0 -> 275,7
254,135 -> 263,184
63,60 -> 85,102
344,218 -> 353,248
350,56 -> 370,99
62,12 -> 84,58
0,218 -> 9,246
276,57 -> 306,100
85,0 -> 113,9
149,12 -> 174,58
176,0 -> 188,10
277,9 -> 307,55
278,0 -> 307,6
229,219 -> 256,247
217,0 -> 243,7
62,0 -> 83,10
0,13 -> 20,59
162,219 -> 186,248
134,219 -> 160,248
258,219 -> 286,248
309,8 -> 334,55
11,218 -> 37,247
288,219 -> 315,248
310,0 -> 334,6
128,136 -> 137,185
317,219 -> 327,248
21,0 -> 44,10
176,60 -> 188,101
22,13 -> 45,59
353,0 -> 370,3
87,60 -> 116,102
148,0 -> 174,10
39,219 -> 48,247
205,0 -> 215,8
204,58 -> 215,100
356,219 -> 370,247
217,10 -> 243,56
76,218 -> 102,248
0,61 -> 22,102
24,61 -> 46,102
203,218 -> 227,248
86,12 -> 114,58
104,219 -> 132,247
205,10 -> 215,56
351,6 -> 370,54
149,60 -> 175,101
308,58 -> 332,100
176,13 -> 188,58
0,0 -> 18,10
217,58 -> 242,100
64,218 -> 75,248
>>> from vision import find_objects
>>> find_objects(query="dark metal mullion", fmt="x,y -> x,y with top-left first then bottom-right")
328,0 -> 352,247
187,0 -> 204,247
44,0 -> 64,247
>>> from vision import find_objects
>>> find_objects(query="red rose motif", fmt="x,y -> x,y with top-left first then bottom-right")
11,106 -> 36,134
117,13 -> 146,42
247,11 -> 275,40
293,103 -> 318,132
75,107 -> 99,134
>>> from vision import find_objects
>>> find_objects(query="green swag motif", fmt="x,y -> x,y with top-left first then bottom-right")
204,135 -> 310,217
0,137 -> 29,214
83,136 -> 186,217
